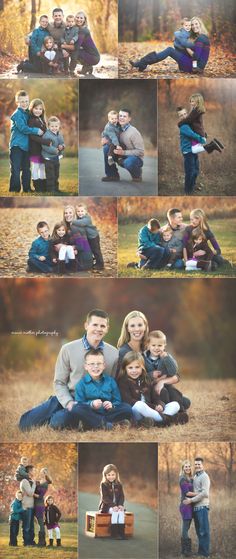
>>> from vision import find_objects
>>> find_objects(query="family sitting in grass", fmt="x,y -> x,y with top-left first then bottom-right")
27,204 -> 104,274
127,207 -> 230,272
17,8 -> 100,77
9,457 -> 61,548
9,90 -> 65,194
19,309 -> 191,432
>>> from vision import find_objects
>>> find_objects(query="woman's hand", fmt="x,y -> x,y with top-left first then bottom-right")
193,249 -> 206,257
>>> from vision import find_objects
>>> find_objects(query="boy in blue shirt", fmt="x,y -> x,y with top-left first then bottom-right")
9,90 -> 43,193
177,107 -> 206,195
9,490 -> 25,546
74,349 -> 132,430
28,221 -> 52,273
137,218 -> 171,270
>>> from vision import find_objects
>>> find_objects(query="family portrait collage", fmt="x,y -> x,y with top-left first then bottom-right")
0,1 -> 235,558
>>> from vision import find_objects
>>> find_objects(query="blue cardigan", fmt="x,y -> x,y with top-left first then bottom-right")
75,373 -> 121,412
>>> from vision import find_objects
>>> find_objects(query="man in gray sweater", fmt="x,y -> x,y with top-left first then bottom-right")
102,109 -> 144,183
19,309 -> 118,431
183,457 -> 210,558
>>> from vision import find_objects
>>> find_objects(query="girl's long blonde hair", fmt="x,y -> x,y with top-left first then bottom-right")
29,98 -> 47,121
190,17 -> 209,37
190,93 -> 205,114
101,464 -> 120,483
179,460 -> 193,478
190,209 -> 209,232
117,311 -> 149,349
118,350 -> 149,382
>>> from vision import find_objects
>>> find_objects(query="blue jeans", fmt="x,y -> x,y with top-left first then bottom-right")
154,46 -> 182,64
120,155 -> 143,179
141,246 -> 167,269
50,402 -> 133,430
103,144 -> 120,177
194,507 -> 210,557
9,147 -> 31,192
183,153 -> 199,194
171,258 -> 185,270
182,518 -> 192,539
9,519 -> 20,546
27,257 -> 52,273
23,508 -> 35,546
19,396 -> 63,431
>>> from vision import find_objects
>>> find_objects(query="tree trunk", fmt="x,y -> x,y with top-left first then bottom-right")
0,0 -> 4,11
152,0 -> 160,38
133,0 -> 139,42
30,0 -> 37,31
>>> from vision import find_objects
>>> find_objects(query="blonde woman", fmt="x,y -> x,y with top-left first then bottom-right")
179,460 -> 196,557
117,310 -> 149,369
129,16 -> 210,74
74,11 -> 100,75
183,209 -> 229,269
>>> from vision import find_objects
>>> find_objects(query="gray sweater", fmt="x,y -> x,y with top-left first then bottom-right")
41,130 -> 65,160
61,25 -> 79,44
102,122 -> 121,146
72,216 -> 98,239
54,338 -> 119,408
191,471 -> 210,508
120,125 -> 144,159
20,479 -> 36,509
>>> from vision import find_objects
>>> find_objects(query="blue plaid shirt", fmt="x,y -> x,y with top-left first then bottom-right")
82,334 -> 105,351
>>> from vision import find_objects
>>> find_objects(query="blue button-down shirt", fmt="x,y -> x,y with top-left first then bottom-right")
75,372 -> 121,411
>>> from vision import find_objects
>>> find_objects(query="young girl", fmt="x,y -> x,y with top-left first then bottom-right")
40,36 -> 64,74
184,226 -> 214,272
73,203 -> 104,269
117,351 -> 180,426
28,98 -> 50,193
44,495 -> 61,547
99,464 -> 126,539
50,221 -> 76,274
183,208 -> 227,269
179,93 -> 224,155
34,468 -> 52,547
179,460 -> 196,557
117,311 -> 149,370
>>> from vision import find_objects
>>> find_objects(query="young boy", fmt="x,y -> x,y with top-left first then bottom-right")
160,225 -> 181,268
15,456 -> 29,481
60,15 -> 79,74
74,349 -> 132,430
177,107 -> 205,195
138,218 -> 170,270
27,221 -> 52,273
9,490 -> 25,546
143,330 -> 190,416
102,110 -> 122,166
9,90 -> 43,193
41,116 -> 65,192
73,204 -> 104,270
17,15 -> 50,73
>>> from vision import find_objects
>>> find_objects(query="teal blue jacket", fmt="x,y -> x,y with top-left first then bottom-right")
138,225 -> 161,250
75,373 -> 121,412
28,236 -> 51,263
9,498 -> 24,521
10,108 -> 40,152
179,124 -> 205,154
30,26 -> 50,55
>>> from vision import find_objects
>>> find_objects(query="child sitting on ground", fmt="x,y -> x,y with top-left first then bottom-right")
73,204 -> 104,269
102,110 -> 122,166
40,36 -> 64,74
160,225 -> 181,268
143,330 -> 190,418
50,221 -> 76,274
28,221 -> 52,273
9,490 -> 25,547
184,226 -> 214,272
15,456 -> 29,481
41,116 -> 65,192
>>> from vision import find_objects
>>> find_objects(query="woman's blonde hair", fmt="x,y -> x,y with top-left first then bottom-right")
118,350 -> 149,382
29,98 -> 46,121
117,311 -> 149,349
190,93 -> 205,114
40,467 -> 53,483
75,10 -> 88,28
63,205 -> 76,224
101,464 -> 120,483
190,17 -> 209,37
179,460 -> 193,477
190,209 -> 209,232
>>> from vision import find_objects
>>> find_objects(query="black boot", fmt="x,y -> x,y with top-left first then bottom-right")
110,524 -> 119,539
81,64 -> 93,75
185,537 -> 192,557
214,137 -> 224,149
117,523 -> 126,540
58,260 -> 66,275
68,259 -> 77,272
56,539 -> 61,546
32,179 -> 42,192
129,51 -> 158,71
47,539 -> 53,547
204,140 -> 222,154
37,532 -> 46,547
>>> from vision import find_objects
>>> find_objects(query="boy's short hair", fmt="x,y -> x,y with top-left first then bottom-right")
76,203 -> 87,210
15,90 -> 28,102
148,218 -> 160,231
39,14 -> 48,21
15,490 -> 23,498
86,309 -> 109,324
147,330 -> 167,344
48,116 -> 60,125
85,348 -> 105,361
162,225 -> 173,236
181,17 -> 191,25
37,221 -> 49,232
108,110 -> 118,118
66,14 -> 75,20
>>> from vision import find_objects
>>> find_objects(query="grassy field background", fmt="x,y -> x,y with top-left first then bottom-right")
0,373 -> 235,443
118,219 -> 236,278
0,158 -> 78,197
0,522 -> 77,559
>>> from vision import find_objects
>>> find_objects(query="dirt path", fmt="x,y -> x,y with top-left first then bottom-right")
79,147 -> 157,196
79,492 -> 158,559
0,54 -> 118,79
